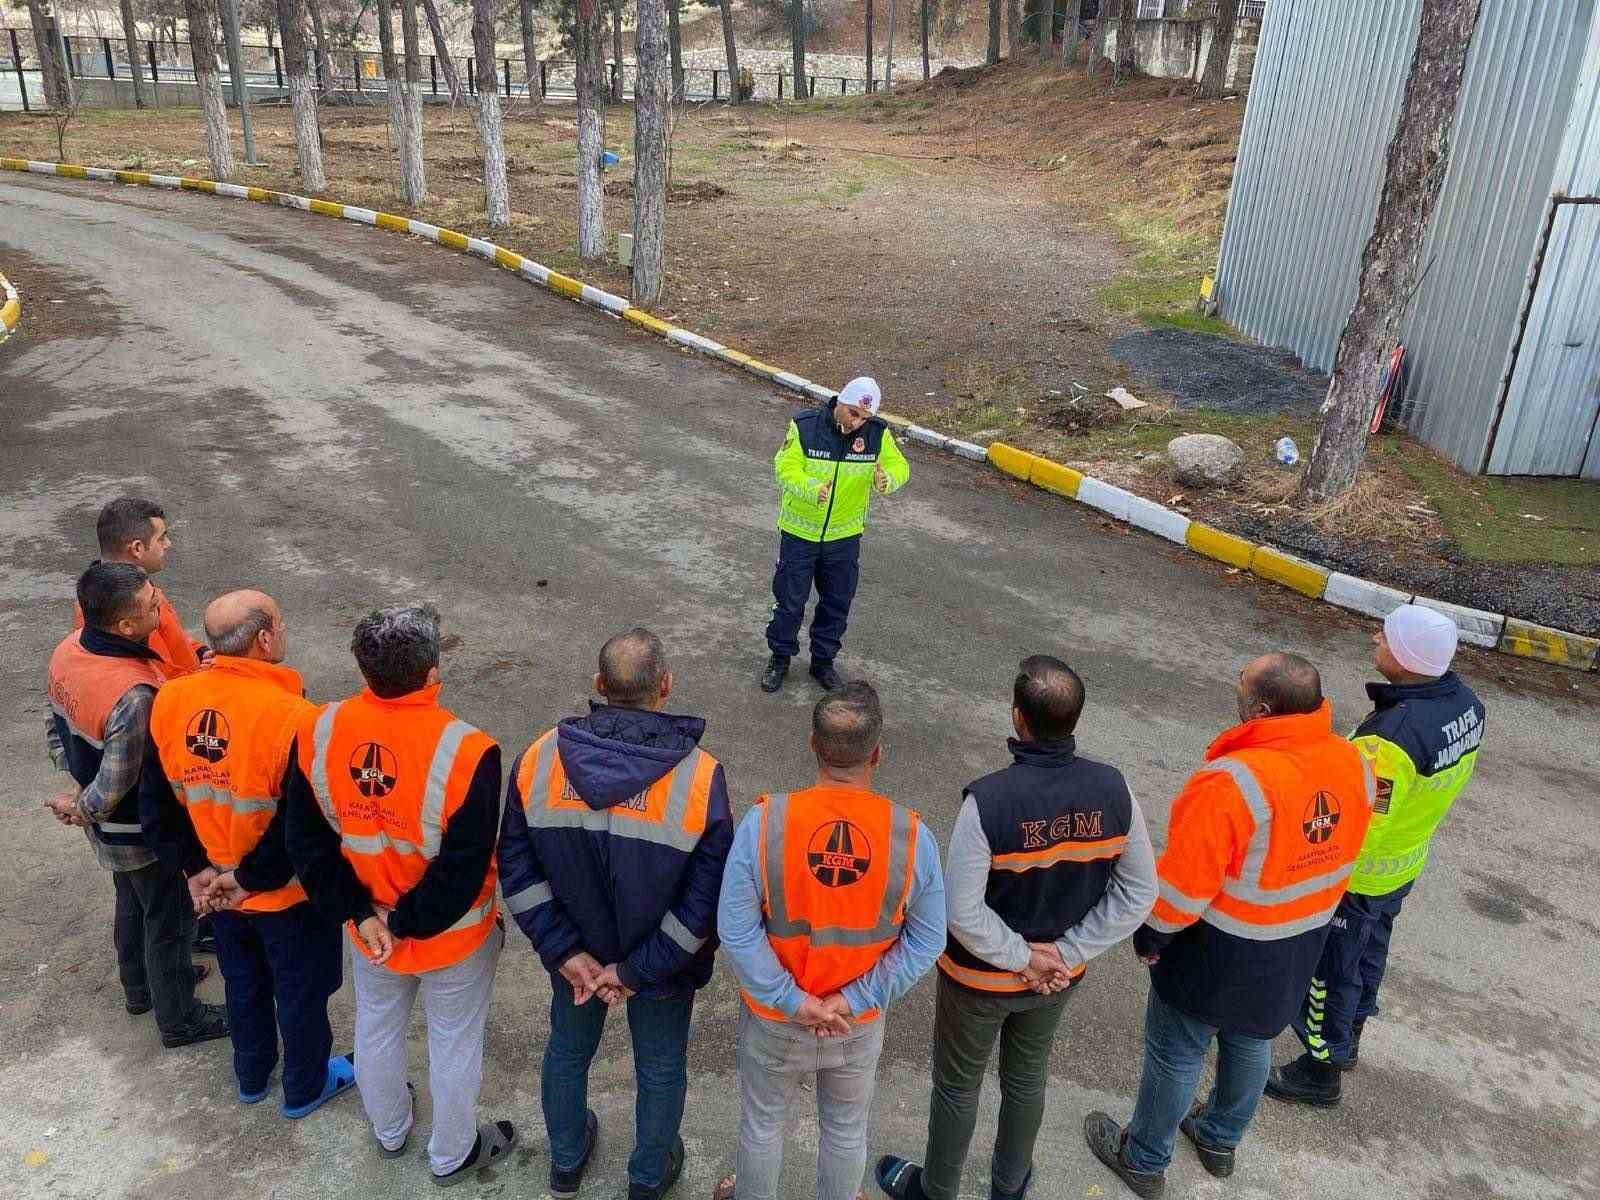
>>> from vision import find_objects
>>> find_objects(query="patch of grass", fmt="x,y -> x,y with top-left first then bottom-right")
1394,446 -> 1600,564
1098,209 -> 1231,337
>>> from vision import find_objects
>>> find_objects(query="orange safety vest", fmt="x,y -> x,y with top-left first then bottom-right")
45,630 -> 167,845
1148,702 -> 1376,942
147,656 -> 314,912
73,584 -> 202,679
514,727 -> 718,851
744,784 -> 920,1025
299,684 -> 498,974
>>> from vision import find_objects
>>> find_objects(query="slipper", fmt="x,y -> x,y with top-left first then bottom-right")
875,1157 -> 926,1200
376,1082 -> 416,1159
239,1081 -> 271,1105
282,1053 -> 356,1119
432,1119 -> 518,1187
712,1174 -> 737,1200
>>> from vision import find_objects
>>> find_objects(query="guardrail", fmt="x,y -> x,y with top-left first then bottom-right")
3,26 -> 881,111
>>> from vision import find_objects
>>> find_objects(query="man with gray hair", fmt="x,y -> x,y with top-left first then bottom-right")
142,590 -> 352,1117
285,604 -> 517,1185
499,628 -> 733,1200
716,681 -> 945,1200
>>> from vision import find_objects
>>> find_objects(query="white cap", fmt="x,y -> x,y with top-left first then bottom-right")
837,376 -> 881,415
1383,604 -> 1458,677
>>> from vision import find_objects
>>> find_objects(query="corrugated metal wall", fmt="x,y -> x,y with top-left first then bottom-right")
1213,0 -> 1597,474
1486,13 -> 1600,477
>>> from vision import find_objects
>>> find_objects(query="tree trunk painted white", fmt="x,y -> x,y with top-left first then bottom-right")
519,0 -> 540,105
375,0 -> 408,189
422,0 -> 463,104
275,0 -> 325,190
718,0 -> 740,104
119,0 -> 149,108
668,0 -> 685,104
400,0 -> 427,202
472,0 -> 510,226
884,0 -> 896,88
576,0 -> 606,258
185,0 -> 235,179
633,0 -> 669,303
1301,0 -> 1485,503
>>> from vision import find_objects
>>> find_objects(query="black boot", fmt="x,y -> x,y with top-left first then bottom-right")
1266,1052 -> 1342,1107
760,655 -> 789,693
809,660 -> 843,691
1341,1019 -> 1365,1071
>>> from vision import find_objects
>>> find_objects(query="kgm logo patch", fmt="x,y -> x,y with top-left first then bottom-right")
185,709 -> 230,763
807,820 -> 872,887
1302,791 -> 1341,845
349,742 -> 399,798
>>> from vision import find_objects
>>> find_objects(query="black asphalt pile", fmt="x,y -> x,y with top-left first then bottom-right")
1110,327 -> 1327,415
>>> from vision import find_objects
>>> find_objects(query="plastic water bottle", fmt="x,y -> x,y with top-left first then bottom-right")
1274,437 -> 1300,467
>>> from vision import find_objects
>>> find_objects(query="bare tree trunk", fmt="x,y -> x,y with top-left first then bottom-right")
921,0 -> 929,80
1061,0 -> 1080,65
611,0 -> 622,101
119,0 -> 149,107
184,0 -> 236,178
421,0 -> 462,103
519,0 -> 539,105
1038,0 -> 1053,62
1006,0 -> 1020,59
1198,0 -> 1239,99
375,0 -> 406,179
306,0 -> 335,92
718,0 -> 740,103
576,0 -> 605,257
789,0 -> 805,98
1114,0 -> 1136,82
275,0 -> 325,190
632,0 -> 668,303
667,0 -> 684,103
399,0 -> 427,200
884,0 -> 895,87
985,0 -> 999,65
1301,0 -> 1484,504
25,0 -> 66,108
471,0 -> 510,225
865,0 -> 874,92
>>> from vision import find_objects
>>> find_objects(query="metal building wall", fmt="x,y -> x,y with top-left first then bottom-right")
1214,0 -> 1597,474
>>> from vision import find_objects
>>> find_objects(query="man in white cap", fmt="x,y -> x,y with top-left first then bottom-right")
761,377 -> 910,693
1267,604 -> 1485,1107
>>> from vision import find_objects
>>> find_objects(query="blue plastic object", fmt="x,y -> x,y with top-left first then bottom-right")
600,151 -> 619,169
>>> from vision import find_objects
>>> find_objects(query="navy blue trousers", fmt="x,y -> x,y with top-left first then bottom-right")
1292,882 -> 1412,1064
765,531 -> 861,664
211,901 -> 344,1107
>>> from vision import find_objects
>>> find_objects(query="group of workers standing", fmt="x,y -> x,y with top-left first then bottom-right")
42,385 -> 1486,1198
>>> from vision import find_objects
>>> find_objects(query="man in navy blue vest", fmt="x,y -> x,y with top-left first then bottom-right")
874,655 -> 1157,1200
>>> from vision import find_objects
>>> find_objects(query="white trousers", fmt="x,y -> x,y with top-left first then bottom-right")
350,924 -> 503,1175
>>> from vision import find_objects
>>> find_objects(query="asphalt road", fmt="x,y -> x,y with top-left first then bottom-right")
2,173 -> 1597,1200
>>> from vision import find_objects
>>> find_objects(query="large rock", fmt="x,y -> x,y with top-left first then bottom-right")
1167,433 -> 1245,488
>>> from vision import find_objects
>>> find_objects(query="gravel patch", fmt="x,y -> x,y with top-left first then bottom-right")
1110,327 -> 1328,415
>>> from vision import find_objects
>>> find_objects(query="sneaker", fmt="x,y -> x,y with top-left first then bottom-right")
1178,1104 -> 1234,1179
433,1119 -> 517,1187
161,1002 -> 230,1049
809,660 -> 843,691
1083,1112 -> 1164,1199
1265,1052 -> 1342,1107
550,1109 -> 599,1198
760,655 -> 789,693
873,1157 -> 926,1200
1341,1019 -> 1365,1072
628,1138 -> 685,1200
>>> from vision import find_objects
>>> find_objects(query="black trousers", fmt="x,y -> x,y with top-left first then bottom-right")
765,531 -> 862,664
113,860 -> 202,1036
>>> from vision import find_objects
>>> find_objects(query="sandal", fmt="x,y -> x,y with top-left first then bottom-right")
432,1119 -> 518,1187
282,1054 -> 356,1119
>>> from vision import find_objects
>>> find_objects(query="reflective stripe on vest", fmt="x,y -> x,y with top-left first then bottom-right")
760,791 -> 914,948
309,700 -> 343,831
174,781 -> 280,817
935,952 -> 1084,995
990,835 -> 1129,872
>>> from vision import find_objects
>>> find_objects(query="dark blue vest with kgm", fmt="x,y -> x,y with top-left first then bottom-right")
794,404 -> 888,463
945,738 -> 1133,990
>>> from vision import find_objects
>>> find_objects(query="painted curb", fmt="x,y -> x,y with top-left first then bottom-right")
0,270 -> 18,341
5,156 -> 1593,674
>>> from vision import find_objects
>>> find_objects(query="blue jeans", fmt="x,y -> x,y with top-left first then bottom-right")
765,531 -> 861,663
1125,987 -> 1272,1173
211,901 -> 343,1107
1293,881 -> 1412,1063
542,973 -> 694,1188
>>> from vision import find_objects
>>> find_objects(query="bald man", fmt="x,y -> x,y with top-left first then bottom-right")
141,591 -> 353,1119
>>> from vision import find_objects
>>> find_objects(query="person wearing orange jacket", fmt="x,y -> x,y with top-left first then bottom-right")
1084,654 -> 1375,1199
283,604 -> 519,1187
140,590 -> 353,1118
